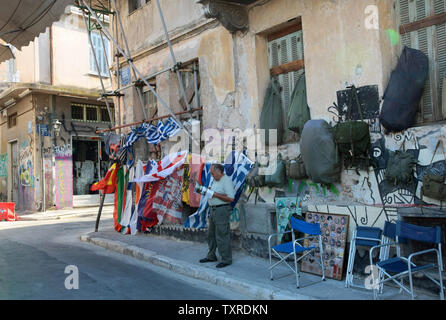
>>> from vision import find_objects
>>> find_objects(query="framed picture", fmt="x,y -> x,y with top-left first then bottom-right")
301,212 -> 349,280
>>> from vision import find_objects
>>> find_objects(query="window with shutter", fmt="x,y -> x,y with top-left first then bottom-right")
398,0 -> 446,123
89,32 -> 110,77
267,25 -> 305,143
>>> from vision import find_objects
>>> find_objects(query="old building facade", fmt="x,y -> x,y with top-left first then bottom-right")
0,6 -> 115,211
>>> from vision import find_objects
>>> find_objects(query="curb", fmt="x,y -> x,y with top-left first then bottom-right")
80,234 -> 315,300
20,212 -> 98,221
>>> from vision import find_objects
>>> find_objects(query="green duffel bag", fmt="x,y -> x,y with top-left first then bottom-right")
333,85 -> 371,168
421,140 -> 446,200
265,153 -> 286,187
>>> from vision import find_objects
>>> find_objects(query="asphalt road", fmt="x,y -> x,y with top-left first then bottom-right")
0,214 -> 250,300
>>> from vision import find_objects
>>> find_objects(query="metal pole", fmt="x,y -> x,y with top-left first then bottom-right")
154,0 -> 191,113
110,0 -> 147,120
113,12 -> 122,134
193,61 -> 200,120
95,191 -> 106,232
80,0 -> 199,147
81,10 -> 114,126
95,107 -> 203,134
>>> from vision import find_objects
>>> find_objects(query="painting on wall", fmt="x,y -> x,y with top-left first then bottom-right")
301,212 -> 349,281
275,197 -> 302,243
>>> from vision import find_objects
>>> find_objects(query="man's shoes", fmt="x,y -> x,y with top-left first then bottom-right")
199,258 -> 217,263
216,262 -> 231,268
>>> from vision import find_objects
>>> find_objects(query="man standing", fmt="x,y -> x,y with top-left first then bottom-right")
199,164 -> 235,268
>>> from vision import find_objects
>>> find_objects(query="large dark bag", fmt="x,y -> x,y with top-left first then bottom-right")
422,140 -> 446,201
379,46 -> 429,133
333,86 -> 371,169
301,120 -> 341,184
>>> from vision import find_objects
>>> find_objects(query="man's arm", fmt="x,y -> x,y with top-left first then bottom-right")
212,192 -> 234,203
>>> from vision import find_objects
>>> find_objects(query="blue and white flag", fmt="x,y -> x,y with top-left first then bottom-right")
121,117 -> 181,151
184,151 -> 254,229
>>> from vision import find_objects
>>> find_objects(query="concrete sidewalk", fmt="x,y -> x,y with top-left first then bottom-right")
80,227 -> 440,300
17,205 -> 114,221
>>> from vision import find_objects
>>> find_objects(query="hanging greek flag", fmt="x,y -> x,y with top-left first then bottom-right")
184,151 -> 254,229
121,117 -> 181,151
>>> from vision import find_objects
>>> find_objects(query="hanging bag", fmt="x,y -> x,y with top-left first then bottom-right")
333,85 -> 371,169
385,141 -> 417,185
260,79 -> 284,145
421,140 -> 446,201
287,71 -> 311,134
286,155 -> 307,180
245,162 -> 266,188
379,46 -> 429,133
265,153 -> 286,187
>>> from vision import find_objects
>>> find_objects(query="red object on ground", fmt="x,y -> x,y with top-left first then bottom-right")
0,202 -> 17,221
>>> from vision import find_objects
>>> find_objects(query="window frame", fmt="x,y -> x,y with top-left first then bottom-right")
89,32 -> 110,77
7,112 -> 17,128
266,20 -> 305,144
71,103 -> 114,123
128,0 -> 149,15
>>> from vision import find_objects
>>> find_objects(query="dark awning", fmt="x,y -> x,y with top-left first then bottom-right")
0,0 -> 74,63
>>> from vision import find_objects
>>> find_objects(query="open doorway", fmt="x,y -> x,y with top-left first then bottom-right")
72,137 -> 113,206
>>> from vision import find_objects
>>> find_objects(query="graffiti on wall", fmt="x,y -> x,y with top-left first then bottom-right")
54,144 -> 73,209
19,136 -> 34,187
16,136 -> 35,211
0,154 -> 7,178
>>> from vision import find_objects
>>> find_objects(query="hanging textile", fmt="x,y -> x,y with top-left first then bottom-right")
90,163 -> 118,194
121,117 -> 181,151
181,154 -> 192,205
184,151 -> 254,229
188,154 -> 205,208
119,166 -> 135,233
129,160 -> 144,235
113,166 -> 127,232
151,166 -> 184,225
133,150 -> 188,183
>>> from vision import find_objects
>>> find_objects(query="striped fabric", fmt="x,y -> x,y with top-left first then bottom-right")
133,150 -> 188,183
184,151 -> 254,229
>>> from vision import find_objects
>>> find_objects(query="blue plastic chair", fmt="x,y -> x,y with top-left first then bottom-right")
268,216 -> 325,288
369,221 -> 444,300
345,226 -> 383,289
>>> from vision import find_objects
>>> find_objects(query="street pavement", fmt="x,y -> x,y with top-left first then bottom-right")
2,207 -> 442,300
0,212 -> 251,300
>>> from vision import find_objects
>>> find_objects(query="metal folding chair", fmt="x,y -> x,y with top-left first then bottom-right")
345,226 -> 382,289
268,216 -> 325,288
370,220 -> 444,300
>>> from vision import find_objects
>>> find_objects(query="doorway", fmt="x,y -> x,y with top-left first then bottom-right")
72,137 -> 113,206
9,141 -> 18,203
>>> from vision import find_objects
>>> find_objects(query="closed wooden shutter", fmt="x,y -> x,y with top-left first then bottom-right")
90,32 -> 109,76
267,30 -> 305,143
398,0 -> 446,122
